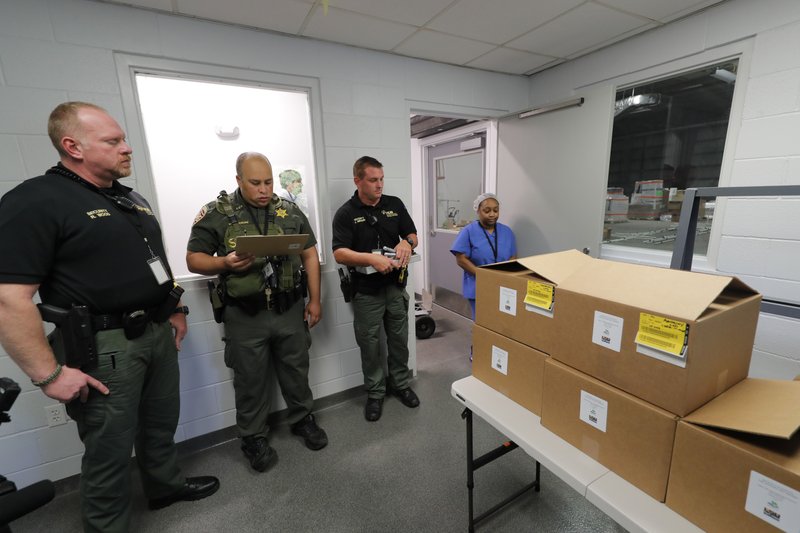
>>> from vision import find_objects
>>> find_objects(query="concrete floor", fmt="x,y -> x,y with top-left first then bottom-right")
10,305 -> 625,533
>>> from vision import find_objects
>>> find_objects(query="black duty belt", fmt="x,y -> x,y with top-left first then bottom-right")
228,286 -> 303,314
91,308 -> 157,332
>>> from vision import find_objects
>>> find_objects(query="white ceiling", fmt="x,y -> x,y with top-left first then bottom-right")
99,0 -> 727,76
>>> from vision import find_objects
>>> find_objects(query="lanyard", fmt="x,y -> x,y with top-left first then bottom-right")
480,225 -> 498,262
363,206 -> 382,249
244,203 -> 268,235
50,165 -> 158,259
99,189 -> 159,259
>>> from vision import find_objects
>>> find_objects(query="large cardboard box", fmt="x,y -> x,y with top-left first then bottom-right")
471,324 -> 547,415
541,359 -> 678,501
666,379 -> 800,532
552,259 -> 762,416
475,249 -> 594,354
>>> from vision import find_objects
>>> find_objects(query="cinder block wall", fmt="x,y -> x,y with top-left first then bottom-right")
0,0 -> 529,486
527,0 -> 800,381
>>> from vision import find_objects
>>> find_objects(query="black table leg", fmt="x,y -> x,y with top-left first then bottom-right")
462,407 -> 541,532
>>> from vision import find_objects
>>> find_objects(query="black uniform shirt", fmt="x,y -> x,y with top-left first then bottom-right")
332,191 -> 416,291
0,166 -> 172,313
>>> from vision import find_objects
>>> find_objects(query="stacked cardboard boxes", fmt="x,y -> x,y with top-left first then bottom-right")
628,179 -> 666,220
666,378 -> 800,532
471,249 -> 593,414
605,187 -> 629,223
667,189 -> 705,222
474,250 -> 770,510
541,359 -> 678,501
474,249 -> 593,356
549,258 -> 762,416
471,325 -> 547,415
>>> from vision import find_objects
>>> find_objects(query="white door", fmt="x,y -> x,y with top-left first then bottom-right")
426,136 -> 485,316
497,85 -> 614,257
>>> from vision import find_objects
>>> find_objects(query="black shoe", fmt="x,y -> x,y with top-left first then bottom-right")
148,476 -> 220,510
241,435 -> 277,472
365,397 -> 383,422
291,414 -> 328,450
393,387 -> 420,408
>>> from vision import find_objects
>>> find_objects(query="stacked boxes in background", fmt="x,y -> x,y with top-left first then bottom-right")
604,187 -> 629,223
667,189 -> 705,222
628,179 -> 666,220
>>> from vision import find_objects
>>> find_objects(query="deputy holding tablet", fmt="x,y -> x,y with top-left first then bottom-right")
186,152 -> 327,473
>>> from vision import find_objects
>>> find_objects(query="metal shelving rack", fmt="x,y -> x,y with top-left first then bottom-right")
670,185 -> 800,319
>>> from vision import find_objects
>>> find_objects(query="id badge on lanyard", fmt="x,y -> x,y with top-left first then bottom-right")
147,256 -> 171,285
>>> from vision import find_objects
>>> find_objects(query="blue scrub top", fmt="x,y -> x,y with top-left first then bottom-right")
450,221 -> 517,300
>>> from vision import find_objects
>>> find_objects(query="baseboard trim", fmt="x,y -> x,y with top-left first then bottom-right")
47,384 -> 365,496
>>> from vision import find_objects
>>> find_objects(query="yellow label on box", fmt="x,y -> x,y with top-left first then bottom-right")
636,313 -> 689,358
524,281 -> 554,311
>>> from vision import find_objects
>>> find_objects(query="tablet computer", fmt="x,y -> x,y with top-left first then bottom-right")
235,234 -> 309,256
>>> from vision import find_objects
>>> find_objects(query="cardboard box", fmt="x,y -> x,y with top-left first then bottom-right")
541,359 -> 678,501
667,189 -> 705,221
552,259 -> 762,416
471,325 -> 547,415
475,249 -> 594,355
666,378 -> 800,532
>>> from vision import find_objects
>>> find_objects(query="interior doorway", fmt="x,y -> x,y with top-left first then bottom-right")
410,116 -> 496,319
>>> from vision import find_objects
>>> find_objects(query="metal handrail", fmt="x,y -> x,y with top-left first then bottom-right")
670,185 -> 800,319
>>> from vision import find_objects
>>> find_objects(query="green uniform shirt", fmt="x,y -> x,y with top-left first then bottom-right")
188,190 -> 316,297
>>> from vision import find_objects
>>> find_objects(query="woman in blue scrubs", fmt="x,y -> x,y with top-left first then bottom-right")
450,193 -> 517,320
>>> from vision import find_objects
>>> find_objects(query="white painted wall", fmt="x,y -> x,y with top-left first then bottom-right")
0,0 -> 529,486
525,0 -> 800,381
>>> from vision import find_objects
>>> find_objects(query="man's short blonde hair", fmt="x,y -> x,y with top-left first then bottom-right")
48,101 -> 106,156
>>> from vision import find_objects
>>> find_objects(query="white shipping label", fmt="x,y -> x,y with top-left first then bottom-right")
579,390 -> 608,432
491,345 -> 509,376
591,311 -> 624,352
745,470 -> 800,533
498,287 -> 517,316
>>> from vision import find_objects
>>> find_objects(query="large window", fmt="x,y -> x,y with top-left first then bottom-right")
603,60 -> 738,254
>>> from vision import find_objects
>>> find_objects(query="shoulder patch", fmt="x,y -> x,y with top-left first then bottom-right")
193,205 -> 209,225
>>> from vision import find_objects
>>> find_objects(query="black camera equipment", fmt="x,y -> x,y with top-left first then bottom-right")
0,378 -> 55,532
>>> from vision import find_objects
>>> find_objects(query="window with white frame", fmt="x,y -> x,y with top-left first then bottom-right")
603,59 -> 738,255
132,73 -> 324,278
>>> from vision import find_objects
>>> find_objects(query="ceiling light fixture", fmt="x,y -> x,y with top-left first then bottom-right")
711,68 -> 736,84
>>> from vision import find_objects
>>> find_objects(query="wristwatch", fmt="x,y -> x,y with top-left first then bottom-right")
172,305 -> 190,316
405,236 -> 414,247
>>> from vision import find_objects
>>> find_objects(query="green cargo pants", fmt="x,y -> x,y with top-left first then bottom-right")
351,284 -> 411,399
64,321 -> 183,533
222,298 -> 314,438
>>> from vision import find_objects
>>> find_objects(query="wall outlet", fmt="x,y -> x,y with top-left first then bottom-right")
44,404 -> 68,427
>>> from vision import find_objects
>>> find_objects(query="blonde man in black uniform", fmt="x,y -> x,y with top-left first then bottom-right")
0,102 -> 219,532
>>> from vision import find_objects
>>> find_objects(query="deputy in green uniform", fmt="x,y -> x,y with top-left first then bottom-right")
186,152 -> 327,472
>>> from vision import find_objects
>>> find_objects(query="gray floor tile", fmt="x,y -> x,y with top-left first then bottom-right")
9,305 -> 625,533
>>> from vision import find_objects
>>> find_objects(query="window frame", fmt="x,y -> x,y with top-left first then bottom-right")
114,53 -> 330,276
596,39 -> 753,272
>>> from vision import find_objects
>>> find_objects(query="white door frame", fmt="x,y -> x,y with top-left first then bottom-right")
412,120 -> 497,294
